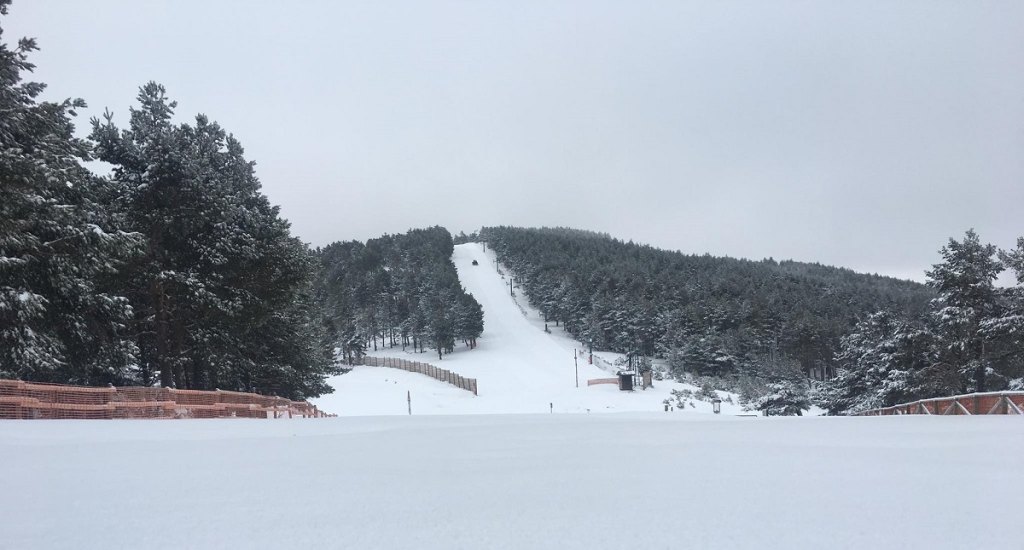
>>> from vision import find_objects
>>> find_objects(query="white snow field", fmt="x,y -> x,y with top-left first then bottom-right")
2,415 -> 1022,549
5,242 -> 1022,549
312,242 -> 749,417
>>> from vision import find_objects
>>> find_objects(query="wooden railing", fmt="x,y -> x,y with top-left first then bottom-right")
855,391 -> 1024,416
361,356 -> 478,395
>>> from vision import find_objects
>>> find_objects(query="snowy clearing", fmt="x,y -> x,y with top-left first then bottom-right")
313,243 -> 749,416
2,414 -> 1021,549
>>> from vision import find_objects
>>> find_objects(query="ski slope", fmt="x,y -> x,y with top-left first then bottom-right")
313,243 -> 744,416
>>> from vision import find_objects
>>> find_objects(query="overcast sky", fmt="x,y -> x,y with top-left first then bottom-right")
6,1 -> 1023,282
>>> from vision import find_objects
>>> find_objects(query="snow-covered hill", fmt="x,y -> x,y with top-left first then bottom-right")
313,243 -> 743,416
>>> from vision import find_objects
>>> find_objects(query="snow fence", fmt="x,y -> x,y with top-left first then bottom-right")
0,379 -> 333,420
361,356 -> 478,395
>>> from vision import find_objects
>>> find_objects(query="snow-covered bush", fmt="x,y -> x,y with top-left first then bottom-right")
749,380 -> 811,416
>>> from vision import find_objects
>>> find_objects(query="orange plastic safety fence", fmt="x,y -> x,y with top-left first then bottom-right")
0,379 -> 334,420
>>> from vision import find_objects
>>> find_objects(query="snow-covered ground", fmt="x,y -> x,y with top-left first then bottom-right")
3,414 -> 1021,549
7,242 -> 1020,549
313,243 -> 747,416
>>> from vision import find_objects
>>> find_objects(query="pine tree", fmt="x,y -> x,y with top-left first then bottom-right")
816,311 -> 944,415
0,3 -> 140,384
455,292 -> 484,348
925,229 -> 1002,392
982,238 -> 1024,387
752,380 -> 811,416
90,83 -> 333,398
999,240 -> 1024,320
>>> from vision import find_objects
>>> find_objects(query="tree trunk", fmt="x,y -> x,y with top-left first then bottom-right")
154,280 -> 173,388
974,362 -> 986,392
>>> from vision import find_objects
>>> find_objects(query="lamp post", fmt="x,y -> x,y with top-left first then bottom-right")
712,397 -> 722,415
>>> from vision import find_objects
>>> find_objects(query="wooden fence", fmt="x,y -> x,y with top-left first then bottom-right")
855,391 -> 1024,416
0,379 -> 333,420
361,356 -> 478,395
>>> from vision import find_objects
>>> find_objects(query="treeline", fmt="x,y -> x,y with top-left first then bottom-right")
0,6 -> 334,399
317,227 -> 483,363
480,226 -> 1024,415
819,230 -> 1024,414
479,226 -> 933,386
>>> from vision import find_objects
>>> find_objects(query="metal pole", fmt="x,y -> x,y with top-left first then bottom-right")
574,349 -> 579,388
407,390 -> 411,415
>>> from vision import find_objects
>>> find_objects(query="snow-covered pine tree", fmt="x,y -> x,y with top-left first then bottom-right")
455,292 -> 484,348
421,289 -> 455,360
89,83 -> 333,398
752,380 -> 811,416
925,229 -> 1003,392
815,310 -> 948,415
983,238 -> 1024,387
0,3 -> 141,384
234,250 -> 335,400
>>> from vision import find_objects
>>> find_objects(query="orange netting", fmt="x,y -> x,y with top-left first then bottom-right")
0,379 -> 333,420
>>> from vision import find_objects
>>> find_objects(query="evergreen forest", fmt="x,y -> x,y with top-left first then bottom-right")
317,227 -> 484,364
478,226 -> 1024,413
